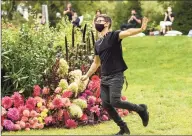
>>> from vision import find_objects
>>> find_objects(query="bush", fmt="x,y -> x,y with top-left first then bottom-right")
1,24 -> 56,97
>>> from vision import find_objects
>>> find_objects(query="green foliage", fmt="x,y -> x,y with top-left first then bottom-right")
141,1 -> 164,30
1,24 -> 56,96
172,1 -> 192,34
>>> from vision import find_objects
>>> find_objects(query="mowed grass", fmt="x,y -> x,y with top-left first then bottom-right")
2,36 -> 192,135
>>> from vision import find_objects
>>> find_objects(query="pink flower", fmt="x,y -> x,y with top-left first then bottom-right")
21,116 -> 28,122
123,109 -> 129,116
96,98 -> 102,104
19,121 -> 26,128
38,123 -> 44,129
25,123 -> 30,128
25,128 -> 30,131
26,97 -> 37,111
33,85 -> 41,97
101,115 -> 109,121
54,87 -> 62,94
18,106 -> 27,117
62,98 -> 71,107
85,90 -> 93,96
47,102 -> 54,110
11,92 -> 24,108
23,110 -> 30,117
7,108 -> 20,121
62,91 -> 73,98
88,96 -> 96,105
2,96 -> 13,109
52,97 -> 63,109
33,117 -> 38,123
3,120 -> 15,131
90,105 -> 100,113
42,87 -> 50,95
78,96 -> 86,100
81,93 -> 87,98
14,124 -> 21,131
44,116 -> 53,126
30,110 -> 37,117
34,96 -> 44,103
80,113 -> 88,121
29,119 -> 34,125
30,122 -> 38,129
65,119 -> 77,129
118,111 -> 124,117
121,96 -> 127,101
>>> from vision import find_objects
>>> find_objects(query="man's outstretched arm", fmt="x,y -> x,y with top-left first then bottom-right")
119,17 -> 148,39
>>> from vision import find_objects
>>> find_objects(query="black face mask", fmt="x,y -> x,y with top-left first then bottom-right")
95,24 -> 105,32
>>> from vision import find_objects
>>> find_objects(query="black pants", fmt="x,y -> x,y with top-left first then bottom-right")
100,72 -> 142,127
120,23 -> 136,30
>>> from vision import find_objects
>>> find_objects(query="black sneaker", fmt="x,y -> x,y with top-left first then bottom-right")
138,104 -> 149,127
115,124 -> 130,135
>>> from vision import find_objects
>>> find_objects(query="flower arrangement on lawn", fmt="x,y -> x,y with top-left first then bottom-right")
1,58 -> 129,131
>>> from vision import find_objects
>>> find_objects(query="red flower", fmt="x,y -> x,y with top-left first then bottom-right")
91,75 -> 100,81
65,119 -> 78,129
52,97 -> 63,109
33,85 -> 41,97
2,96 -> 13,109
11,92 -> 24,108
62,91 -> 73,98
87,79 -> 101,98
63,110 -> 70,124
26,97 -> 37,111
80,113 -> 88,121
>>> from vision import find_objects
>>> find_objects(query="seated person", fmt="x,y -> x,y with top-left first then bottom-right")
63,2 -> 74,21
72,12 -> 80,28
160,7 -> 175,35
121,9 -> 141,30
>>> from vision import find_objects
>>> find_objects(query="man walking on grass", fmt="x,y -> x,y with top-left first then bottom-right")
81,14 -> 149,135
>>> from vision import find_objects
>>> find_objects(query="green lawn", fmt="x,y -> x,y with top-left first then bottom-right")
3,36 -> 192,135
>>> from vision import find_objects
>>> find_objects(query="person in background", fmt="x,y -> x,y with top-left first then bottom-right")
121,9 -> 141,30
93,9 -> 102,25
72,12 -> 80,28
63,2 -> 74,21
160,6 -> 175,35
81,14 -> 149,135
93,9 -> 102,39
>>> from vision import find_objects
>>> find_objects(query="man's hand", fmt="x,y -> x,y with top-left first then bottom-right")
141,17 -> 148,31
81,75 -> 89,81
165,12 -> 168,16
